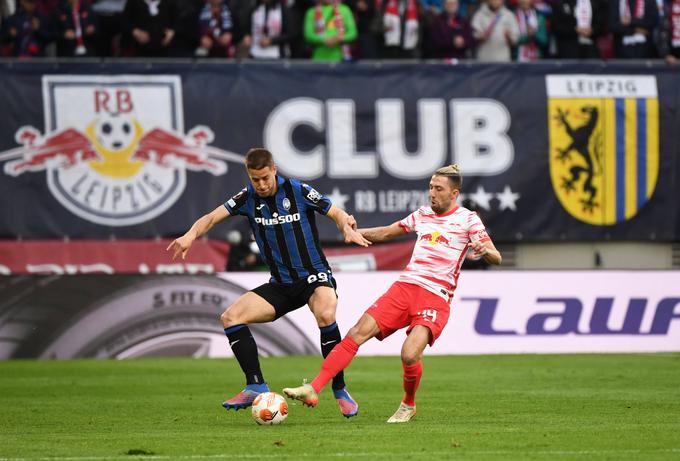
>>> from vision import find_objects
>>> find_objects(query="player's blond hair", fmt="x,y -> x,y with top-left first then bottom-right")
434,164 -> 462,189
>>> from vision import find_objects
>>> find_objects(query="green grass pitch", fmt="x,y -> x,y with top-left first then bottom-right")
1,354 -> 679,460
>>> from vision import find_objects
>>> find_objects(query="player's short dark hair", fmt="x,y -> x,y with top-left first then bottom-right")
434,164 -> 462,190
245,148 -> 274,170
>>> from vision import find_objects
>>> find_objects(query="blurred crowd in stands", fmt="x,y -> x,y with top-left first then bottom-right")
1,0 -> 679,63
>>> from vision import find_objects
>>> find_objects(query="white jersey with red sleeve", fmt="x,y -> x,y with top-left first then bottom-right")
397,205 -> 490,301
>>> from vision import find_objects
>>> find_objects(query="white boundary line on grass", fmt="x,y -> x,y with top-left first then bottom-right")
1,449 -> 679,460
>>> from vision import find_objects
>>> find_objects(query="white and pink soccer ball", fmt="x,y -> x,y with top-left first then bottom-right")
251,392 -> 288,425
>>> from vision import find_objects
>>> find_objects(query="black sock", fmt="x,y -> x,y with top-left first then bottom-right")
320,322 -> 345,390
224,324 -> 264,386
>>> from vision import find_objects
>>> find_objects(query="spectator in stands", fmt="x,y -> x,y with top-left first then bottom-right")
471,0 -> 519,61
56,0 -> 97,56
226,230 -> 266,271
513,0 -> 548,61
122,0 -> 177,57
195,0 -> 238,57
1,0 -> 15,55
346,0 -> 380,59
304,0 -> 357,61
171,0 -> 202,57
91,0 -> 125,56
551,0 -> 604,59
1,0 -> 14,28
428,0 -> 473,59
378,0 -> 425,59
609,0 -> 659,58
286,0 -> 313,57
37,0 -> 60,16
421,0 -> 443,16
458,0 -> 478,18
248,0 -> 292,59
532,0 -> 552,18
658,0 -> 680,64
2,0 -> 52,57
229,0 -> 254,57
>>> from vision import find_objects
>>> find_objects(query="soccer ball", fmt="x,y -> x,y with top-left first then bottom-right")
251,392 -> 288,425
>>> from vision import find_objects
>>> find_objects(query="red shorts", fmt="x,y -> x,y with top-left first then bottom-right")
365,281 -> 451,346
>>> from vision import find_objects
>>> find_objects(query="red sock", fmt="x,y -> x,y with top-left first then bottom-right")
311,336 -> 359,393
402,361 -> 422,407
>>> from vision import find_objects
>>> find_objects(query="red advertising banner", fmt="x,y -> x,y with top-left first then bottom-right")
0,239 -> 415,274
0,240 -> 230,274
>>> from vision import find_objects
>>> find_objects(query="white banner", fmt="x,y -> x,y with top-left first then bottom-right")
220,271 -> 680,355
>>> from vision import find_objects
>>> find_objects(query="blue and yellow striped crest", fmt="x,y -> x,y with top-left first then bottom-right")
546,75 -> 659,225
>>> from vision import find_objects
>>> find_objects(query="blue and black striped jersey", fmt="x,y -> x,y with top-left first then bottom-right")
224,176 -> 333,284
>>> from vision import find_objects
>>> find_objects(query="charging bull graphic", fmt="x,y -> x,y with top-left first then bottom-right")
546,75 -> 659,226
0,75 -> 244,226
419,231 -> 450,246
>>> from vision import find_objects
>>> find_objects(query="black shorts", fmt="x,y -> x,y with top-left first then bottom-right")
252,274 -> 337,319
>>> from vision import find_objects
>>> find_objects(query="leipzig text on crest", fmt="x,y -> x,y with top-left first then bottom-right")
0,75 -> 244,226
546,75 -> 659,226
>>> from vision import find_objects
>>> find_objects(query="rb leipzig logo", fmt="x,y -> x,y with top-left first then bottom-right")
0,75 -> 244,226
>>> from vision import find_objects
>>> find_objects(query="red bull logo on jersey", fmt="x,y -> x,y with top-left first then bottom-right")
419,231 -> 450,246
0,75 -> 244,226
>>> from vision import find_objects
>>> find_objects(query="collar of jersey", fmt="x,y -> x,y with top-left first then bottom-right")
435,205 -> 459,217
271,175 -> 285,196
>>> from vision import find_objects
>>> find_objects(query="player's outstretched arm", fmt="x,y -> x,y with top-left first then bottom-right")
166,205 -> 230,260
470,239 -> 502,265
359,222 -> 407,243
326,205 -> 372,247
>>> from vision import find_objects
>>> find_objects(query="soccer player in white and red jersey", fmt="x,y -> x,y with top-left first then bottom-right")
284,164 -> 502,423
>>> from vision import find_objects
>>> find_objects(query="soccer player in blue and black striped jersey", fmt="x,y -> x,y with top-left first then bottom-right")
167,148 -> 371,418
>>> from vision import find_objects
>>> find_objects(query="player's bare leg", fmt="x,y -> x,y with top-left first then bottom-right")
220,292 -> 276,410
308,286 -> 358,417
387,325 -> 430,423
284,313 -> 380,414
